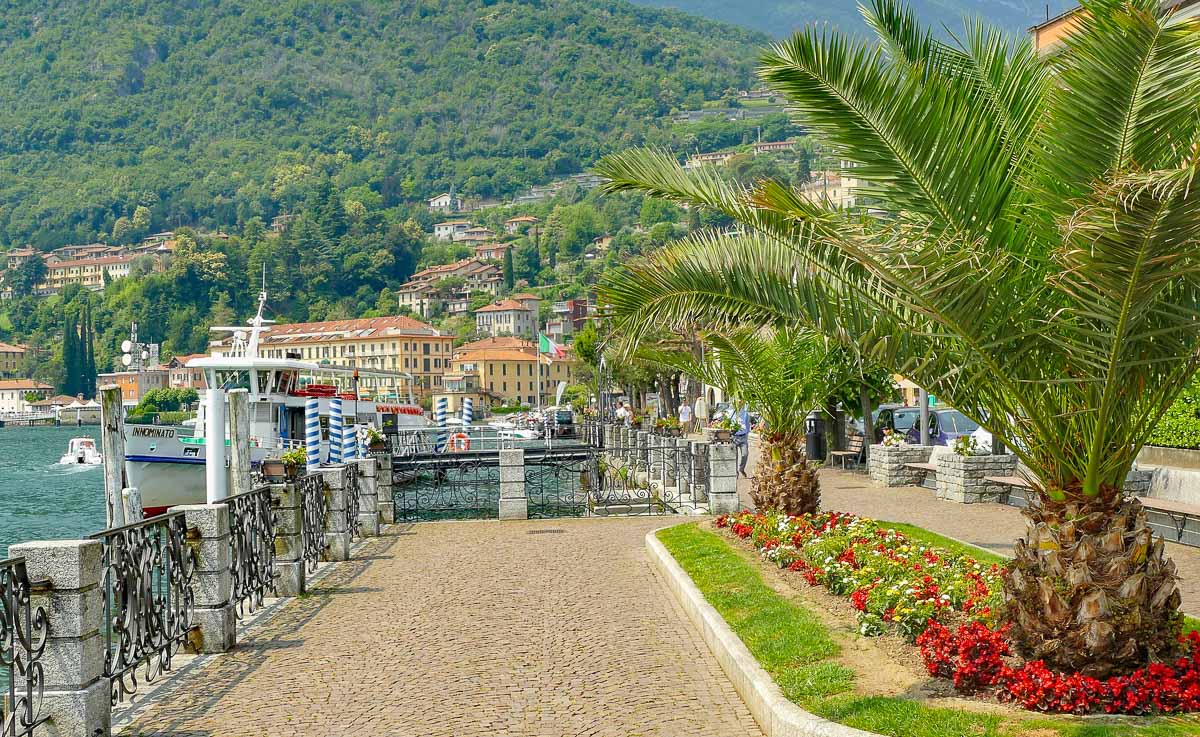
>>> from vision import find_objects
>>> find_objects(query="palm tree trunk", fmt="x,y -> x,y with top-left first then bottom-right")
1004,489 -> 1182,678
750,433 -> 820,516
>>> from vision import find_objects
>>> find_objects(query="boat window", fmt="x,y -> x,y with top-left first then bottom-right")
256,371 -> 272,395
216,370 -> 250,390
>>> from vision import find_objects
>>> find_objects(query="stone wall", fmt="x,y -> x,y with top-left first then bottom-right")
935,453 -> 1018,504
868,444 -> 934,487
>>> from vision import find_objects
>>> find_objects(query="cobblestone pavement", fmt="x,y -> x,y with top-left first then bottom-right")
819,468 -> 1200,616
117,517 -> 762,737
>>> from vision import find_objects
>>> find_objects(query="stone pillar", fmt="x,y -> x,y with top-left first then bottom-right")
321,465 -> 352,562
708,442 -> 738,514
868,444 -> 935,487
178,504 -> 236,653
672,437 -> 690,493
375,453 -> 396,525
349,458 -> 381,537
8,540 -> 110,737
935,453 -> 1019,503
649,434 -> 665,484
636,431 -> 649,465
499,449 -> 527,520
691,440 -> 710,503
270,482 -> 305,596
604,423 -> 615,450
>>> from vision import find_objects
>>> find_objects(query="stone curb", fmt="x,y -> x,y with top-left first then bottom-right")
646,528 -> 881,737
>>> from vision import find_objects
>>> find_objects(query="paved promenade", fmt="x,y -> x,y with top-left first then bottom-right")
117,517 -> 762,737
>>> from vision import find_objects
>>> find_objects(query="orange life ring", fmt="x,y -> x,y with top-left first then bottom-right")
450,433 -> 471,452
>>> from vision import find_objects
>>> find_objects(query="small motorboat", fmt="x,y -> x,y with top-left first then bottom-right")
59,437 -> 102,466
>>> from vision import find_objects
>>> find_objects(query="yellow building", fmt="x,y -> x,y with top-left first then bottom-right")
251,315 -> 455,397
0,341 -> 26,378
449,343 -> 575,407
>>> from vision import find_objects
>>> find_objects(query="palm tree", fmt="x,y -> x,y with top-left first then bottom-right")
594,0 -> 1200,677
641,326 -> 859,515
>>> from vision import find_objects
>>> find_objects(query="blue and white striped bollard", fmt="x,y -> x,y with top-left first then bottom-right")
305,398 -> 321,472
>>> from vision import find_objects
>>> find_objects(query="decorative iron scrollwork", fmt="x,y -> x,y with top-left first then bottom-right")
345,464 -> 363,540
92,512 -> 196,705
525,452 -> 599,518
1,557 -> 49,737
392,456 -> 500,521
299,473 -> 329,572
227,486 -> 277,619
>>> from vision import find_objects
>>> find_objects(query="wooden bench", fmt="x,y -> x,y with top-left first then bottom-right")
830,435 -> 865,470
903,461 -> 938,490
984,475 -> 1032,489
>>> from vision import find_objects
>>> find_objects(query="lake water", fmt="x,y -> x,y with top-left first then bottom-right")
0,425 -> 107,558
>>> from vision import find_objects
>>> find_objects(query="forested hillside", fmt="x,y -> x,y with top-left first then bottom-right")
0,0 -> 764,249
627,0 -> 1076,36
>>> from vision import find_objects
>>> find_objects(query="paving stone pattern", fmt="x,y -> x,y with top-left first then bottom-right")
117,517 -> 762,737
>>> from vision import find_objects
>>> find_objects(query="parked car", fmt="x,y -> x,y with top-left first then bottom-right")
860,405 -> 980,446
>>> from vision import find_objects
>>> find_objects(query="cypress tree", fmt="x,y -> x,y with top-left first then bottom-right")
502,246 -> 514,290
62,312 -> 78,396
82,304 -> 96,397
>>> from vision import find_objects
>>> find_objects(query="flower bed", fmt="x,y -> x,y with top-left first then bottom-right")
716,510 -> 1200,715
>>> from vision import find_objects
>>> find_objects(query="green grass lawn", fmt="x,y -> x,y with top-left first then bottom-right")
658,522 -> 1200,737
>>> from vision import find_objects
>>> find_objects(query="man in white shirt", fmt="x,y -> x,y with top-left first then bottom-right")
678,402 -> 693,432
615,403 -> 628,425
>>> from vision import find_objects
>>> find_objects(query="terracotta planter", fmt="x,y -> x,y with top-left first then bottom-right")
710,429 -> 731,443
369,441 -> 387,452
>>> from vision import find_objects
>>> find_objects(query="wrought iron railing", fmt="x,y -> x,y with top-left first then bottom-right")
1,557 -> 49,737
525,451 -> 600,518
392,455 -> 501,521
91,512 -> 196,704
345,464 -> 363,540
299,473 -> 329,573
226,484 -> 277,619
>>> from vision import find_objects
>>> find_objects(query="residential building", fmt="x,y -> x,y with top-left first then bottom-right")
271,214 -> 296,233
404,258 -> 503,295
545,318 -> 571,343
753,140 -> 796,155
457,336 -> 536,353
799,164 -> 864,210
433,220 -> 472,242
396,282 -> 447,319
552,299 -> 589,333
431,371 -> 492,413
0,341 -> 26,377
5,247 -> 36,271
0,379 -> 53,413
684,151 -> 737,170
167,354 -> 208,390
247,315 -> 456,397
29,394 -> 79,412
428,192 -> 463,213
474,242 -> 512,261
459,226 -> 496,244
510,292 -> 541,315
96,368 -> 169,406
1031,1 -> 1199,52
475,299 -> 538,339
449,346 -> 575,407
45,255 -> 138,292
504,215 -> 539,234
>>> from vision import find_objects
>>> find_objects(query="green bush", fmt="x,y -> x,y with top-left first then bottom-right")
157,411 -> 194,425
491,405 -> 531,415
1148,372 -> 1200,449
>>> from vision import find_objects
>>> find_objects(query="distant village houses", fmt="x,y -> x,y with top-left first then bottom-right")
427,192 -> 463,213
0,341 -> 26,378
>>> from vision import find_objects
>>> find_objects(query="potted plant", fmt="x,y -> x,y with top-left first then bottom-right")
281,448 -> 308,479
363,424 -> 387,452
709,415 -> 738,443
880,427 -> 905,448
952,434 -> 979,457
655,416 -> 682,437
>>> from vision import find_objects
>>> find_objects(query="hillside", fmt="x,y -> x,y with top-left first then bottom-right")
626,0 -> 1079,36
0,0 -> 765,249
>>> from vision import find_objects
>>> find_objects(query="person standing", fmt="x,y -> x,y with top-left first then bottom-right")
732,404 -> 751,477
615,402 -> 628,426
694,394 -> 708,428
678,401 -> 693,433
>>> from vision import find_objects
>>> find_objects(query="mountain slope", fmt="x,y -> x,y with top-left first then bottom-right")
627,0 -> 1079,36
0,0 -> 765,248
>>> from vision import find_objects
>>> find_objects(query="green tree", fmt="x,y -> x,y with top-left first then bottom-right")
112,216 -> 133,243
596,0 -> 1200,676
132,205 -> 152,235
502,246 -> 515,290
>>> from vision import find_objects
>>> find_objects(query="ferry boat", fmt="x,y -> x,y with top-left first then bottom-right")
59,437 -> 103,465
123,290 -> 429,515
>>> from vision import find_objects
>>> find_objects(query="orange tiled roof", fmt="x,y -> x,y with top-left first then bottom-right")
475,300 -> 530,313
0,379 -> 53,390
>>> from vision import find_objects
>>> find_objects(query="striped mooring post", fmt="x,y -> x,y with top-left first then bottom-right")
342,420 -> 357,461
462,397 -> 474,428
305,397 -> 321,472
435,397 -> 448,453
328,397 -> 344,465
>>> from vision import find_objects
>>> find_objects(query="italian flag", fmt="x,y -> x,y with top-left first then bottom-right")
539,333 -> 567,359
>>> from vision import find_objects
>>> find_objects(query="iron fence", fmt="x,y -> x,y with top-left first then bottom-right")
525,452 -> 599,518
345,464 -> 363,540
392,454 -> 501,521
299,473 -> 329,573
0,557 -> 49,737
91,512 -> 196,704
226,484 -> 277,619
594,438 -> 707,515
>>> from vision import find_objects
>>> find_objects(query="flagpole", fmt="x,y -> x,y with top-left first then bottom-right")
536,323 -> 542,414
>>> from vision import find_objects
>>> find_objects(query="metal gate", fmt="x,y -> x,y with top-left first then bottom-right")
392,452 -> 501,521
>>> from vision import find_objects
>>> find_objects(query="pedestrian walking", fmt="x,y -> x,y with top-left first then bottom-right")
732,404 -> 751,477
678,402 -> 693,433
